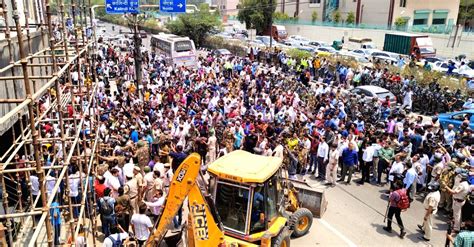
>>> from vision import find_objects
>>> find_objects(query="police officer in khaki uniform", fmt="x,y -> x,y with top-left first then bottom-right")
125,168 -> 140,214
446,173 -> 470,232
438,162 -> 456,212
133,166 -> 145,201
418,181 -> 441,241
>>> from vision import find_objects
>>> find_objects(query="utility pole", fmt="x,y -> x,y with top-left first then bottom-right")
133,13 -> 142,100
269,0 -> 274,48
126,13 -> 143,100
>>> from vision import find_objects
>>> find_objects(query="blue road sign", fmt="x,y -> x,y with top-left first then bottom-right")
160,0 -> 186,13
128,0 -> 139,14
105,0 -> 139,14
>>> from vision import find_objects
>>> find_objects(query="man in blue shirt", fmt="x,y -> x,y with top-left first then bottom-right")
130,126 -> 139,143
339,142 -> 358,184
50,201 -> 61,245
403,161 -> 419,202
447,61 -> 456,75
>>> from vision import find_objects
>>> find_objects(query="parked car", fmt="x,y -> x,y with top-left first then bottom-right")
288,35 -> 311,45
372,55 -> 398,66
255,36 -> 278,46
308,41 -> 330,48
468,60 -> 474,69
315,46 -> 337,54
212,49 -> 232,57
438,109 -> 474,130
349,49 -> 375,59
431,61 -> 474,78
350,85 -> 397,106
369,51 -> 392,61
283,40 -> 315,52
117,38 -> 131,51
139,30 -> 148,38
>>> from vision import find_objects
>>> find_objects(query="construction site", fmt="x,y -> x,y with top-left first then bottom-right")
0,0 -> 100,245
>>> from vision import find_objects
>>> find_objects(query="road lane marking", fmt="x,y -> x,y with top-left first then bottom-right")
318,218 -> 358,247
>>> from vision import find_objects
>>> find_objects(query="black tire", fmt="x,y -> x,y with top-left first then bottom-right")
272,227 -> 291,247
289,208 -> 313,238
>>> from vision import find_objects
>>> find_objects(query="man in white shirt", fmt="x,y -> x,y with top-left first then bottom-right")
68,170 -> 81,219
144,189 -> 165,223
131,205 -> 153,245
316,137 -> 329,180
388,155 -> 405,190
104,168 -> 121,198
359,143 -> 374,185
102,224 -> 129,247
443,124 -> 456,147
30,173 -> 40,199
401,87 -> 413,111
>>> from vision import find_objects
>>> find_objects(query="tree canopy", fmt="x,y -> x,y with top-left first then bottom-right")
237,0 -> 276,35
166,4 -> 221,47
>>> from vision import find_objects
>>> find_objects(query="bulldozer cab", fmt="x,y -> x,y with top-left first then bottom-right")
208,151 -> 287,243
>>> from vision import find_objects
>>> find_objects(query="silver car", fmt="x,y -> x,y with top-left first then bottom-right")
350,85 -> 397,106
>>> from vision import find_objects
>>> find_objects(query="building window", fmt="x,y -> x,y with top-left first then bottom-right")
309,0 -> 321,7
413,18 -> 428,25
432,18 -> 446,25
399,0 -> 406,7
413,10 -> 430,26
432,10 -> 448,25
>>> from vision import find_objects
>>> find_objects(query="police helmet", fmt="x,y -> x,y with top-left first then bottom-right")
427,181 -> 440,192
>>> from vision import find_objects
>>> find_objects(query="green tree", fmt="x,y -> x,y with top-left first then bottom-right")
394,17 -> 408,30
273,11 -> 291,21
332,10 -> 341,23
458,0 -> 474,25
166,3 -> 221,47
237,0 -> 276,35
311,11 -> 318,23
346,11 -> 355,24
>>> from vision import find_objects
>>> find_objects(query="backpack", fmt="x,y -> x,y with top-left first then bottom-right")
396,189 -> 410,210
107,234 -> 122,247
100,198 -> 113,216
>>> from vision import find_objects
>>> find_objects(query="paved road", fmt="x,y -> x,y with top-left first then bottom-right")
98,22 -> 447,246
292,172 -> 447,247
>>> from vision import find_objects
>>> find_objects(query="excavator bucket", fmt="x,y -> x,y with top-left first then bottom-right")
146,153 -> 202,246
288,179 -> 327,218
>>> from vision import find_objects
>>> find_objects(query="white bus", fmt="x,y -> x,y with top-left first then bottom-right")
150,33 -> 197,67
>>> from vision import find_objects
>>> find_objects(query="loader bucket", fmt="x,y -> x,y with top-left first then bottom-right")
288,179 -> 327,218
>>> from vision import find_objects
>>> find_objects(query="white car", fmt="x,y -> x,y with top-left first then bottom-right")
308,41 -> 330,48
349,49 -> 374,59
288,35 -> 311,45
350,85 -> 397,106
315,46 -> 337,53
432,61 -> 474,77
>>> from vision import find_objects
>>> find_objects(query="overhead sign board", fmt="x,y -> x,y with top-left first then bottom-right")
105,0 -> 139,14
160,0 -> 186,13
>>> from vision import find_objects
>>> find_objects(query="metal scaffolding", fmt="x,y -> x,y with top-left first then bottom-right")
0,0 -> 100,245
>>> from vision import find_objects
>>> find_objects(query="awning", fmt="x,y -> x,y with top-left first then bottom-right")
414,10 -> 430,20
433,9 -> 449,19
433,9 -> 449,14
414,10 -> 431,14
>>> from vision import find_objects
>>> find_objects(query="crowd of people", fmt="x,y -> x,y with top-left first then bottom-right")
7,33 -> 473,246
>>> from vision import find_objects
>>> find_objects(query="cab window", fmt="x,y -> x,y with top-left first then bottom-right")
452,113 -> 469,121
265,176 -> 279,224
250,186 -> 265,233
